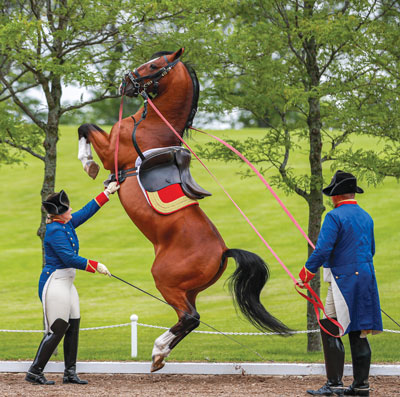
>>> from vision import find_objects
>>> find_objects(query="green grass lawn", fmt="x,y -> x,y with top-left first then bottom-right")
0,126 -> 399,364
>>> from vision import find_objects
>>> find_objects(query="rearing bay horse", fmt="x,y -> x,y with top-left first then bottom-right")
77,48 -> 290,372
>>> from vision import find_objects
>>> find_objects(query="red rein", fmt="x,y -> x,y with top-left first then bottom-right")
114,95 -> 125,185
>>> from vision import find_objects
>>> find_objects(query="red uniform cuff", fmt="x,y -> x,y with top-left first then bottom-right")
299,266 -> 315,283
95,192 -> 109,207
86,260 -> 98,273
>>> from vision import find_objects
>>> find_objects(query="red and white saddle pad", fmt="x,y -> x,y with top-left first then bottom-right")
145,183 -> 198,215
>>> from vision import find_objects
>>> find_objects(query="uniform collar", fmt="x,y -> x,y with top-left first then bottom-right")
335,199 -> 357,208
52,218 -> 69,224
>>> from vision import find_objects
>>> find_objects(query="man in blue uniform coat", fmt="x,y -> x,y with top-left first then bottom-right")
298,171 -> 382,397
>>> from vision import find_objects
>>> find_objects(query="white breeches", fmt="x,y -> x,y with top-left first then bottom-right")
43,268 -> 80,333
324,283 -> 337,319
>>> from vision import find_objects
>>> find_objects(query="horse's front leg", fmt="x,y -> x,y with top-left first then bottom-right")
78,123 -> 113,179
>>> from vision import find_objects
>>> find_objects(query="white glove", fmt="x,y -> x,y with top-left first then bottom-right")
96,263 -> 111,277
296,278 -> 305,288
104,181 -> 120,196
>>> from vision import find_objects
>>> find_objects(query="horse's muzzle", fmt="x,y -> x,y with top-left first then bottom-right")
119,78 -> 140,97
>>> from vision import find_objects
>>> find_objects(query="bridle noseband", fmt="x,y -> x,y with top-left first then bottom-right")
122,55 -> 180,97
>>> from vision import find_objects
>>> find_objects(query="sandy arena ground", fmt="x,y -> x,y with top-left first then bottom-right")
0,373 -> 399,397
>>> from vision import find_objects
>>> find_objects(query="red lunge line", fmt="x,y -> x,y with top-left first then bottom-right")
145,97 -> 342,336
145,99 -> 298,281
114,95 -> 125,185
189,127 -> 315,249
189,127 -> 344,336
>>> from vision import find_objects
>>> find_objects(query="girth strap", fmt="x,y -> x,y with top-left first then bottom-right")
105,167 -> 137,186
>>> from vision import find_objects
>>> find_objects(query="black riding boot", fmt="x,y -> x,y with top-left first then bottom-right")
344,331 -> 371,396
63,318 -> 88,384
307,319 -> 345,396
25,318 -> 69,385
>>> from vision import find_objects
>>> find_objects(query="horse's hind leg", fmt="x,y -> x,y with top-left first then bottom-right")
150,291 -> 200,372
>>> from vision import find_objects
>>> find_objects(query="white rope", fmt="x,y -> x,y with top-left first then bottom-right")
136,323 -> 322,335
81,323 -> 131,331
0,329 -> 44,333
0,323 -> 130,333
1,324 -> 399,335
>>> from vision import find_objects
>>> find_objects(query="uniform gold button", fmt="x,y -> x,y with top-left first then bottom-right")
355,272 -> 359,275
336,276 -> 339,279
46,272 -> 49,274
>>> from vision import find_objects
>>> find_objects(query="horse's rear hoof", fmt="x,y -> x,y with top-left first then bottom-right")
150,355 -> 165,372
84,160 -> 100,179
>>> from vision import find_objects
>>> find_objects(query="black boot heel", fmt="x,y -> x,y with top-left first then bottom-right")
63,318 -> 88,385
25,370 -> 55,385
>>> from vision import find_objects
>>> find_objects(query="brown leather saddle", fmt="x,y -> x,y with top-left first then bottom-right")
138,147 -> 211,200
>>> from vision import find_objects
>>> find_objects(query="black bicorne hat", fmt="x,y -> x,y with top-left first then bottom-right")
322,170 -> 364,197
42,190 -> 70,215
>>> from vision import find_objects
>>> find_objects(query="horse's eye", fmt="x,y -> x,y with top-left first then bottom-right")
150,63 -> 158,70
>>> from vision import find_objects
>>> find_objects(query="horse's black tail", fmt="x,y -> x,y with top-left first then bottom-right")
223,248 -> 292,336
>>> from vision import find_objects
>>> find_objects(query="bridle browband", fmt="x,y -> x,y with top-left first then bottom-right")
122,55 -> 181,97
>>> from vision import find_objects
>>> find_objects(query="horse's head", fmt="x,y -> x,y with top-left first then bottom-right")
120,48 -> 184,98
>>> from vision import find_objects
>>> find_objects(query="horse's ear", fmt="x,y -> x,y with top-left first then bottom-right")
173,48 -> 184,60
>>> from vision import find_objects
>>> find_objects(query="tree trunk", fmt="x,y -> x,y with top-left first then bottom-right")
37,90 -> 61,354
306,192 -> 324,351
37,126 -> 58,261
302,0 -> 325,351
305,86 -> 325,351
37,75 -> 62,264
37,124 -> 59,258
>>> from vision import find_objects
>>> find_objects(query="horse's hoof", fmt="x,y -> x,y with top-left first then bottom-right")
84,160 -> 100,179
150,355 -> 165,373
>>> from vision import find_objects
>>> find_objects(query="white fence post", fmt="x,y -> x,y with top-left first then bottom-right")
130,314 -> 138,358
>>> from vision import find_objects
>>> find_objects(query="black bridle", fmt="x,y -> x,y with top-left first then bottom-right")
118,55 -> 181,161
121,55 -> 181,97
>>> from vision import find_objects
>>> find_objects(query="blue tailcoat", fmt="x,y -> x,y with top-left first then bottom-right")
38,198 -> 104,301
305,202 -> 382,334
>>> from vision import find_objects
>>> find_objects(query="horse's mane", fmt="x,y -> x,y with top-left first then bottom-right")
151,51 -> 199,136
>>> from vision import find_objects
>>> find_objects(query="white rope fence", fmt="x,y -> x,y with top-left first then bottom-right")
1,314 -> 399,358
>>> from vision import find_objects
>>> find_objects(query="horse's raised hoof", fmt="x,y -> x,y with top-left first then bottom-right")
84,160 -> 100,179
150,355 -> 165,373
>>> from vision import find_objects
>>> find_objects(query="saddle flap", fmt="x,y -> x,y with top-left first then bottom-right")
175,149 -> 212,200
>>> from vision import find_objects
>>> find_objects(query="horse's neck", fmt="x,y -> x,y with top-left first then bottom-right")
148,75 -> 193,142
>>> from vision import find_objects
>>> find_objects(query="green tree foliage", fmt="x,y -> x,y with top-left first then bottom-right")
0,0 -> 220,258
195,0 -> 400,351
